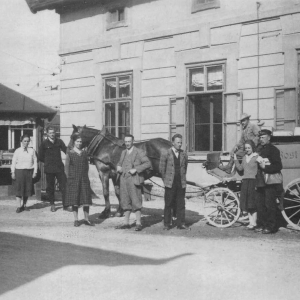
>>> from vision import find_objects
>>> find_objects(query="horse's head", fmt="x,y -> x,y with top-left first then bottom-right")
68,125 -> 100,149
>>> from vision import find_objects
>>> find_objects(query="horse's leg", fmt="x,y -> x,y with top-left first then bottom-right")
111,175 -> 123,217
98,171 -> 111,219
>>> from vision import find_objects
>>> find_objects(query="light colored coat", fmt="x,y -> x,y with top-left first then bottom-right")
117,146 -> 151,186
159,148 -> 188,188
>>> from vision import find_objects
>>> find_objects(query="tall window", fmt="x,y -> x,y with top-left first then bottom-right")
188,64 -> 224,152
103,74 -> 132,139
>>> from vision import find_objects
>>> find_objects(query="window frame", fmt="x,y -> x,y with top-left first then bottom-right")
186,62 -> 225,153
191,0 -> 220,13
187,63 -> 225,95
106,6 -> 128,30
103,72 -> 133,138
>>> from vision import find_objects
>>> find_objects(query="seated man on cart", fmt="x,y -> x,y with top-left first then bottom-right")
219,113 -> 260,174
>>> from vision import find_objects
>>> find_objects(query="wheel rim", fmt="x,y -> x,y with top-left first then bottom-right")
283,179 -> 300,230
203,188 -> 240,228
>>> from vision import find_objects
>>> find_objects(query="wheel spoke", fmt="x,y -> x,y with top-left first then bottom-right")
223,208 -> 237,218
207,209 -> 218,217
223,211 -> 231,223
287,187 -> 300,198
288,208 -> 300,219
284,197 -> 300,204
285,205 -> 300,210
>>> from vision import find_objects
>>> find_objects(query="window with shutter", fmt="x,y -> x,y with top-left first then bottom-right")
191,0 -> 220,13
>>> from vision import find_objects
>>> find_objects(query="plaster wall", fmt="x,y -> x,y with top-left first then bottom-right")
57,0 -> 300,152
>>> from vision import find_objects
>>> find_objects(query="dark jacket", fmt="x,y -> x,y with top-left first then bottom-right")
38,138 -> 67,173
117,146 -> 151,186
256,143 -> 282,187
159,148 -> 188,188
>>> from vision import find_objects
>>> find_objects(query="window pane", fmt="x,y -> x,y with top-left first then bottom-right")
107,127 -> 116,136
118,8 -> 125,21
207,65 -> 223,91
110,10 -> 118,23
213,124 -> 222,151
195,97 -> 210,124
195,125 -> 210,151
190,68 -> 204,92
118,102 -> 130,127
105,103 -> 116,127
118,127 -> 130,140
119,76 -> 131,98
212,94 -> 223,123
105,78 -> 117,99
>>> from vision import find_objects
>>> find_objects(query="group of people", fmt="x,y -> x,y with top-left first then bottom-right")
223,113 -> 284,234
11,127 -> 94,226
11,113 -> 284,233
11,127 -> 189,231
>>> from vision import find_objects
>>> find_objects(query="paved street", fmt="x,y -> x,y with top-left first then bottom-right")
1,195 -> 300,300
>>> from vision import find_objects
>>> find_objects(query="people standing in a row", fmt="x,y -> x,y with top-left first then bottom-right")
11,135 -> 37,213
255,129 -> 284,234
234,140 -> 258,230
159,134 -> 189,230
116,134 -> 151,231
38,127 -> 70,212
64,134 -> 94,227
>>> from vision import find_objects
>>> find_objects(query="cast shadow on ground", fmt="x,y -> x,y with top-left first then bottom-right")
0,232 -> 192,296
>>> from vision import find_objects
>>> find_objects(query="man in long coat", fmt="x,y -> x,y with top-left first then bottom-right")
117,134 -> 151,231
159,133 -> 188,230
39,126 -> 70,212
220,113 -> 260,173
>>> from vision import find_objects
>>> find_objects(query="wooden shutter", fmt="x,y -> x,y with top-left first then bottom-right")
169,97 -> 186,150
275,88 -> 297,131
223,92 -> 243,152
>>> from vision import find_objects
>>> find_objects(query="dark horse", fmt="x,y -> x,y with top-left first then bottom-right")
69,125 -> 172,218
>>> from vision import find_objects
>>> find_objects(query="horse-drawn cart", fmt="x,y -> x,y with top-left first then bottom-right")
71,125 -> 300,230
186,135 -> 300,230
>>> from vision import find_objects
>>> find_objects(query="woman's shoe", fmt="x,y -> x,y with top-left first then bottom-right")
83,220 -> 95,226
246,225 -> 255,230
74,220 -> 80,227
135,224 -> 142,231
16,207 -> 23,213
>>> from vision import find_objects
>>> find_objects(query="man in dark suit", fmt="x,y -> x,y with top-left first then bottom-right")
255,129 -> 283,234
39,126 -> 69,212
116,134 -> 151,231
159,134 -> 188,230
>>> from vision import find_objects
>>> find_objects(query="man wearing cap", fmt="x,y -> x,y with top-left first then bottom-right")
255,129 -> 283,234
220,113 -> 260,173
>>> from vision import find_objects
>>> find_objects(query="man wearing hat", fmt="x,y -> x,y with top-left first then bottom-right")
255,129 -> 283,234
220,113 -> 260,173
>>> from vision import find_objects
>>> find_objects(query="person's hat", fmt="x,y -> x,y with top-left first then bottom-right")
239,113 -> 251,121
258,129 -> 272,137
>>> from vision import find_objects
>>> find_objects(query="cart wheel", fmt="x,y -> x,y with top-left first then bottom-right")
282,178 -> 300,230
203,187 -> 240,228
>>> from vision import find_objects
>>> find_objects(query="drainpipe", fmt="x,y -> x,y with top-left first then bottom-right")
256,2 -> 265,127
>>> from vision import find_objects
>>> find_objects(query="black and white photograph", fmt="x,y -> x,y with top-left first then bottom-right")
1,1 -> 300,299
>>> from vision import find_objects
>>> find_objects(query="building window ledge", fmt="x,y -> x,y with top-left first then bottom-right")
107,20 -> 128,31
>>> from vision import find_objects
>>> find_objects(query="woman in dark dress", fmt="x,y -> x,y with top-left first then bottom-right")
65,134 -> 94,227
234,140 -> 258,230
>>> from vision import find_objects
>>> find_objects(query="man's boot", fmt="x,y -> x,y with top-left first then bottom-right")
219,156 -> 234,174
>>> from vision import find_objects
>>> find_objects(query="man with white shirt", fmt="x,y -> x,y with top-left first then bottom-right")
38,127 -> 68,212
159,134 -> 189,230
116,134 -> 151,231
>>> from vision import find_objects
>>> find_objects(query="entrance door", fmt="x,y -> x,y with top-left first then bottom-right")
188,93 -> 222,152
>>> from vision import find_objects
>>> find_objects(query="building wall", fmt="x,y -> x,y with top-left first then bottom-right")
58,0 -> 300,151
